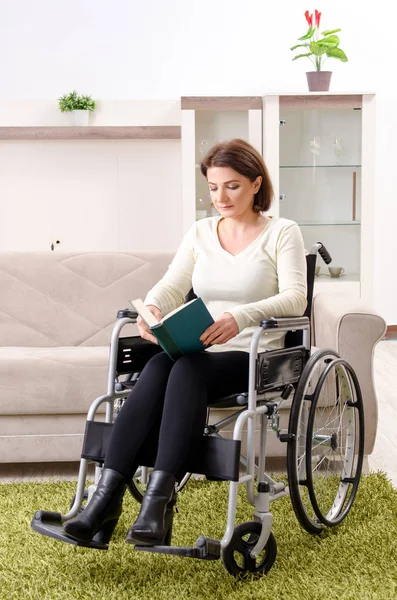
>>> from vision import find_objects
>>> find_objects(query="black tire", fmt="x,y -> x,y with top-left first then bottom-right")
287,349 -> 340,534
222,522 -> 277,578
127,467 -> 191,503
127,467 -> 152,503
305,358 -> 364,526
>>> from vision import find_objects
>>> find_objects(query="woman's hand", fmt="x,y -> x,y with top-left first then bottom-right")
200,312 -> 239,347
137,304 -> 162,345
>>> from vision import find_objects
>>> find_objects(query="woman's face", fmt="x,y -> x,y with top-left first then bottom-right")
207,166 -> 261,220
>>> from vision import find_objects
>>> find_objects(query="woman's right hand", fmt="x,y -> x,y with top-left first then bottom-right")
137,304 -> 162,345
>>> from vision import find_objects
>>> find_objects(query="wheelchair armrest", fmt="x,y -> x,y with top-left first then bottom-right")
260,316 -> 310,332
117,309 -> 138,321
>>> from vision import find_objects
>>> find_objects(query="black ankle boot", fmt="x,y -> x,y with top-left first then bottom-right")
63,468 -> 126,543
126,470 -> 176,546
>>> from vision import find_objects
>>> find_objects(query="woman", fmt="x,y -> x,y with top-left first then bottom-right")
63,138 -> 307,547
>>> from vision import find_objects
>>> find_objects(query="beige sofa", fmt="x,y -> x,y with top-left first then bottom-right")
0,251 -> 386,466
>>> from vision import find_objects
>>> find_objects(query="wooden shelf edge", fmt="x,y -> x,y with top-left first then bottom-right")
0,126 -> 181,140
279,94 -> 362,109
181,96 -> 262,110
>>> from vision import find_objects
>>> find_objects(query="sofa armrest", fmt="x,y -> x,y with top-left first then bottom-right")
313,292 -> 387,454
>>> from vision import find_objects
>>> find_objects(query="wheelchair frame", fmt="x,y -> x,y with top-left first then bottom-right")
31,245 -> 365,577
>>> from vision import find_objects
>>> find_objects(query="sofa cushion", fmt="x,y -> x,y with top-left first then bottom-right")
0,346 -> 110,415
0,251 -> 173,347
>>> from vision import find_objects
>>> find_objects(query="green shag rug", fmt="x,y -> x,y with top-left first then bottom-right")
0,473 -> 396,600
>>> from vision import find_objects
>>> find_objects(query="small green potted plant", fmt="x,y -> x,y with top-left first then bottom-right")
290,10 -> 348,91
58,90 -> 97,126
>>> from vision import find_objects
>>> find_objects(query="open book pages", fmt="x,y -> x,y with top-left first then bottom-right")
130,298 -> 197,328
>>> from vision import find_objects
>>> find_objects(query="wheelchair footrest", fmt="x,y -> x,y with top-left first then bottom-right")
30,510 -> 109,551
134,536 -> 221,560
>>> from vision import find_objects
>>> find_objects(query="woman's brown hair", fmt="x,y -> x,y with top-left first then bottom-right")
200,138 -> 274,212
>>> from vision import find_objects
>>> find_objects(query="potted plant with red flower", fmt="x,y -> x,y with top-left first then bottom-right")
291,9 -> 348,91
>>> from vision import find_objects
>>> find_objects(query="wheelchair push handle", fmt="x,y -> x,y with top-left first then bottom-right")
308,242 -> 332,265
318,243 -> 332,265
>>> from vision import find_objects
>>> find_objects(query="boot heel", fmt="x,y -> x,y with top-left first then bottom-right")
92,518 -> 119,545
163,501 -> 175,546
163,524 -> 172,546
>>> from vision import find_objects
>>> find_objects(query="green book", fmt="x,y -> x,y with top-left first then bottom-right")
130,297 -> 215,361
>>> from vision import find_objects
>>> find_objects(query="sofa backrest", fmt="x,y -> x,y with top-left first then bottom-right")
0,252 -> 174,347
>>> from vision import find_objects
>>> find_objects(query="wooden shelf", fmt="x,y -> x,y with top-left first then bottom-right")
279,95 -> 362,109
181,96 -> 262,110
0,126 -> 181,140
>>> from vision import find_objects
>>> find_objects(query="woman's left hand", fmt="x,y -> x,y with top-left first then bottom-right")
200,312 -> 239,347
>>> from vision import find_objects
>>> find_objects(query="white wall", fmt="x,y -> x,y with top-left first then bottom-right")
0,135 -> 183,253
0,98 -> 183,252
0,0 -> 396,322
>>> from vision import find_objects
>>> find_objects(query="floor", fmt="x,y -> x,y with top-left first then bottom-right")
1,340 -> 396,487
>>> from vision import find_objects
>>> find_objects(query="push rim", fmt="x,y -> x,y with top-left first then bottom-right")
287,349 -> 340,533
305,358 -> 364,526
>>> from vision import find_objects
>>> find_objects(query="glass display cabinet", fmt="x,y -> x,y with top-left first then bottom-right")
263,94 -> 375,301
181,97 -> 262,232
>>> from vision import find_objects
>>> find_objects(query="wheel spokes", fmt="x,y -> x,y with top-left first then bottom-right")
222,524 -> 277,577
307,359 -> 364,525
287,349 -> 364,533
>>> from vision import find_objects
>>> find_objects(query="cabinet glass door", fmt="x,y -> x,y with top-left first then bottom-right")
195,110 -> 249,220
279,106 -> 362,282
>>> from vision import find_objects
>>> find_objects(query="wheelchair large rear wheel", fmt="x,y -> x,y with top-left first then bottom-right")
305,358 -> 364,527
287,349 -> 364,533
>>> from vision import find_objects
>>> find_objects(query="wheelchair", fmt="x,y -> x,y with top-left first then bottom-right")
31,242 -> 365,578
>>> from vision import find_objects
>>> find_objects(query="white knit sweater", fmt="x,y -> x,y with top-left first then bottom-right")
145,216 -> 307,353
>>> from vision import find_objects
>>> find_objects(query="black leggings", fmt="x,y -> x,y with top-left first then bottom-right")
104,350 -> 249,482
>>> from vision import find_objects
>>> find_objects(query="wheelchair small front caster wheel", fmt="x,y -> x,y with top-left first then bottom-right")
222,522 -> 277,578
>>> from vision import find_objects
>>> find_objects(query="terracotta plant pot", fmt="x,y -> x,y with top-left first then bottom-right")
306,71 -> 332,92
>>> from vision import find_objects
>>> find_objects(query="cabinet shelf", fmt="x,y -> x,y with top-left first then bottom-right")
298,221 -> 361,226
0,126 -> 181,140
280,164 -> 361,169
315,274 -> 360,283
